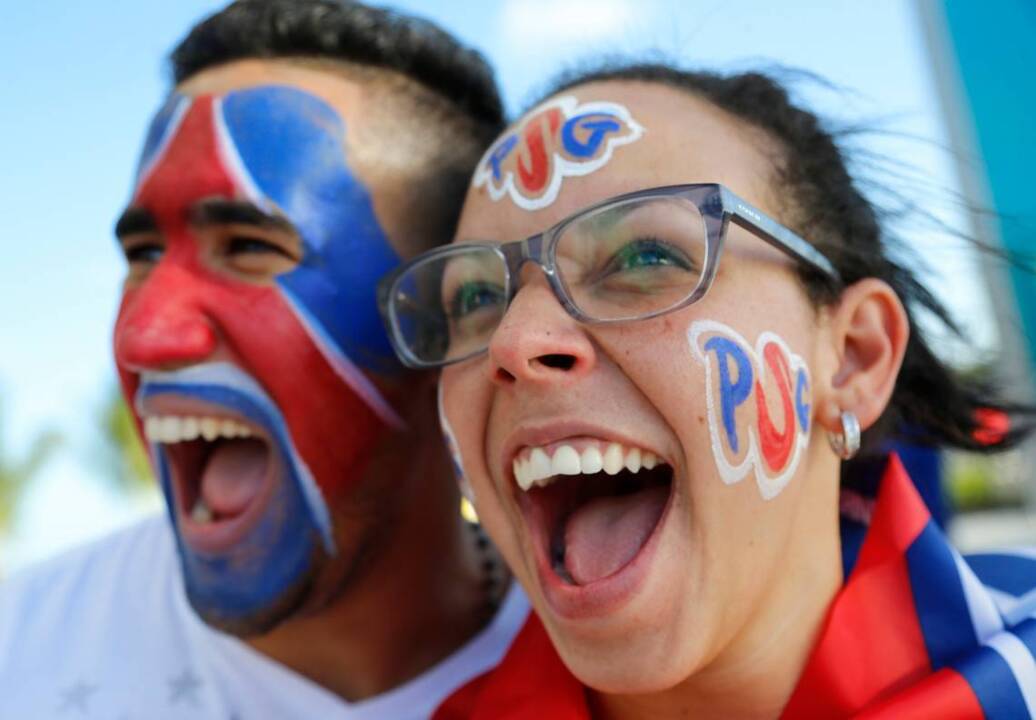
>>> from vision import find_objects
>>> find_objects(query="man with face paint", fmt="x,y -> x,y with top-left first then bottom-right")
0,2 -> 531,717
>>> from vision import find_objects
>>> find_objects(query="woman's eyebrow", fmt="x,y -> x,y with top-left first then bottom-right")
190,199 -> 295,233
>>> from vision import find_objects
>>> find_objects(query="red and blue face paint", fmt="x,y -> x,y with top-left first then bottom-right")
689,320 -> 812,500
115,86 -> 403,625
472,95 -> 644,211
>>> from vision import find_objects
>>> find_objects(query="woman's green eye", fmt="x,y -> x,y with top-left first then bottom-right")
450,281 -> 505,318
609,238 -> 692,272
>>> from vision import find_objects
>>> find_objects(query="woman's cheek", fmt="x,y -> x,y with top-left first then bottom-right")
440,367 -> 494,504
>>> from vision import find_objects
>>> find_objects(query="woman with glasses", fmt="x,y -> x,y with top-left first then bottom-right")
381,64 -> 1036,718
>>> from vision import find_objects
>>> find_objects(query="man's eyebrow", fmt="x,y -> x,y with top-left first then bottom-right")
191,199 -> 295,233
114,207 -> 157,239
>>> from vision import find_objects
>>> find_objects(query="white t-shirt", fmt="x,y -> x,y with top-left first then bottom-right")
0,516 -> 529,719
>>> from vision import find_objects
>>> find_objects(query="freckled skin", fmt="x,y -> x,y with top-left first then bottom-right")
442,81 -> 851,717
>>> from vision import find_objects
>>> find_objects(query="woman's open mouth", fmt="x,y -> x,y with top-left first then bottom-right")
144,411 -> 277,553
511,438 -> 674,614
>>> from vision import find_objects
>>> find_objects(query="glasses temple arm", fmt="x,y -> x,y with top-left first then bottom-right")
721,188 -> 841,281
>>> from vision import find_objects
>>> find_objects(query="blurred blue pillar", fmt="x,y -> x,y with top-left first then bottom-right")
920,0 -> 1036,378
920,1 -> 1036,520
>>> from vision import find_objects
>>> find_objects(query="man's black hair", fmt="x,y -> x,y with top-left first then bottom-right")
170,0 -> 505,252
172,0 -> 502,126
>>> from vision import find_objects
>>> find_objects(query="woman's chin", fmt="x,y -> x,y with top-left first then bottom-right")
551,619 -> 705,697
534,537 -> 711,697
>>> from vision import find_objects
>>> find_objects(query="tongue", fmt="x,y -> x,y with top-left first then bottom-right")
200,439 -> 269,517
563,485 -> 668,585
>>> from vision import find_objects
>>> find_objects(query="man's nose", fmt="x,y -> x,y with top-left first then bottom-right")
114,261 -> 218,372
486,266 -> 596,387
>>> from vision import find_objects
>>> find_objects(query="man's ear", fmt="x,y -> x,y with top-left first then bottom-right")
818,278 -> 909,434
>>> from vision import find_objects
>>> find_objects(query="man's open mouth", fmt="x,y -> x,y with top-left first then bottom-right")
144,412 -> 276,544
512,439 -> 674,587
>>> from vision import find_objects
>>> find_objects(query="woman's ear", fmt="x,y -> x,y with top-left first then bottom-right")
817,278 -> 909,434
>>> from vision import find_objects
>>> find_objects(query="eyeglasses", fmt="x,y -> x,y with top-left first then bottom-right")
378,183 -> 841,369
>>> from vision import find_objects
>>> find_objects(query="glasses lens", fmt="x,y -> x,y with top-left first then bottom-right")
390,246 -> 508,365
554,196 -> 708,320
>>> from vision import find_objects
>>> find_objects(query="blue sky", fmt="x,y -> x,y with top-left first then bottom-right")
0,1 -> 994,571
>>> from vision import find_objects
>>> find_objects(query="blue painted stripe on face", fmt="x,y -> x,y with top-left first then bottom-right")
181,475 -> 317,622
218,86 -> 402,373
704,336 -> 754,455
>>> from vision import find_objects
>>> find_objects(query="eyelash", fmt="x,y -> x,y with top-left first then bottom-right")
226,236 -> 297,260
124,243 -> 163,264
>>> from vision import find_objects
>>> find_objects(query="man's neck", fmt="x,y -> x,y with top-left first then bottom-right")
245,391 -> 502,701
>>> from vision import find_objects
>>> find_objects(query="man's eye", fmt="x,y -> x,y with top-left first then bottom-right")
449,281 -> 505,319
124,243 -> 164,265
227,236 -> 294,259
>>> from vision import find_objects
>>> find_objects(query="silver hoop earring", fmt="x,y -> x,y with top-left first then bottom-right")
827,410 -> 861,460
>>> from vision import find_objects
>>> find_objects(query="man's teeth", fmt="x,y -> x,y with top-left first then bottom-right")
512,442 -> 662,492
190,497 -> 214,524
143,415 -> 254,444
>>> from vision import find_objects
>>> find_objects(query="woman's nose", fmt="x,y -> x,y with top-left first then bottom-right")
486,267 -> 596,388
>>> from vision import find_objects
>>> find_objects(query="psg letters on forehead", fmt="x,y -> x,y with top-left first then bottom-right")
473,95 -> 644,210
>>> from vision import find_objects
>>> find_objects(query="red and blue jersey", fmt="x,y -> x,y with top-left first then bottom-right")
443,455 -> 1036,719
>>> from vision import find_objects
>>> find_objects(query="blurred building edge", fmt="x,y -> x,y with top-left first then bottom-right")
917,0 -> 1036,538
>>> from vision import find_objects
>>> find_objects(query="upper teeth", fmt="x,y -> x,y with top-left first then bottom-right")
512,441 -> 662,492
144,415 -> 254,444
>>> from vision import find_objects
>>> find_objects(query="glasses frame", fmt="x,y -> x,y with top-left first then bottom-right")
378,182 -> 841,369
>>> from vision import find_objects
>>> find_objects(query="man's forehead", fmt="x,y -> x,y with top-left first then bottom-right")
135,84 -> 345,184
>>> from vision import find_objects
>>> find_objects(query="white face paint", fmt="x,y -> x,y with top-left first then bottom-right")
472,95 -> 644,211
438,380 -> 474,503
688,320 -> 813,500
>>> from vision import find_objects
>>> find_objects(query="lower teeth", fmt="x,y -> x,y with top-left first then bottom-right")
190,499 -> 213,523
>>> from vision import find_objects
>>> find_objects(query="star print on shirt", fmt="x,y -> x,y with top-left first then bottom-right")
57,681 -> 97,714
168,668 -> 203,706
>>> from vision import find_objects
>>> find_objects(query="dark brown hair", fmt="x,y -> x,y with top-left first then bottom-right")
540,62 -> 1032,455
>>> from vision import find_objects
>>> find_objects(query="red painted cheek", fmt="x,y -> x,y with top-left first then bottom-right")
114,262 -> 219,373
212,283 -> 387,499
